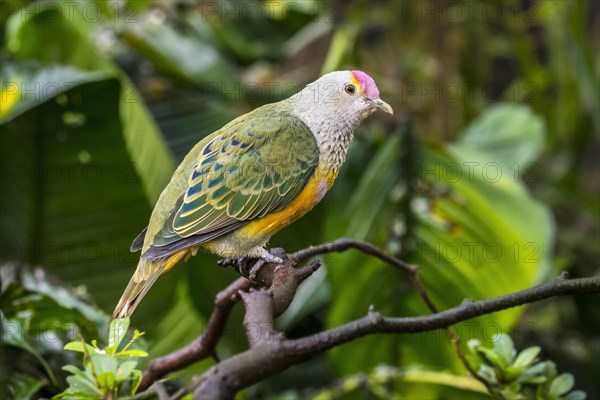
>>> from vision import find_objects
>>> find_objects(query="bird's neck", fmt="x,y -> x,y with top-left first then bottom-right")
286,97 -> 361,176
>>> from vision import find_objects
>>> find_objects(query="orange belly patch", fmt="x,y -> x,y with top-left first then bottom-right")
239,166 -> 336,238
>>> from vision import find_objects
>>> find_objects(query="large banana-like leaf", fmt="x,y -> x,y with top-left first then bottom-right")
0,1 -> 274,368
0,75 -> 178,334
120,14 -> 236,92
325,105 -> 553,376
4,1 -> 174,202
0,2 -> 178,339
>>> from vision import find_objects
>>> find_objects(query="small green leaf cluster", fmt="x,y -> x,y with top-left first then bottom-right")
54,318 -> 148,399
1,264 -> 111,398
468,334 -> 586,399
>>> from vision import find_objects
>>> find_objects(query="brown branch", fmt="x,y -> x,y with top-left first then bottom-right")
290,238 -> 415,273
297,237 -> 507,395
191,276 -> 599,399
290,238 -> 438,311
138,277 -> 251,391
289,238 -> 489,389
139,259 -> 321,392
240,290 -> 276,347
136,238 -> 598,399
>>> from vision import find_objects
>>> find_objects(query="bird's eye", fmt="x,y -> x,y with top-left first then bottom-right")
344,84 -> 356,95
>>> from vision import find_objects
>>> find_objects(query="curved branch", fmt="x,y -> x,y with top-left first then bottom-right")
192,276 -> 599,399
139,260 -> 321,392
290,238 -> 438,311
290,238 -> 416,273
139,277 -> 251,391
289,237 -> 489,387
136,237 -> 598,399
288,276 -> 599,350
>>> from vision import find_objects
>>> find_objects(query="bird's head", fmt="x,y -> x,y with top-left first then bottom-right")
293,70 -> 393,120
286,70 -> 393,172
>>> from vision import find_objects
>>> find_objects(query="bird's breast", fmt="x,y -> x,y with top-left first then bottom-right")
238,165 -> 337,239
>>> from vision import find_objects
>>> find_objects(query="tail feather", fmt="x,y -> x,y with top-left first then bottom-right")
113,250 -> 187,319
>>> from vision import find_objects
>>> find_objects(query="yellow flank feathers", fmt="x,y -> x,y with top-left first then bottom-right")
239,166 -> 336,238
161,249 -> 189,275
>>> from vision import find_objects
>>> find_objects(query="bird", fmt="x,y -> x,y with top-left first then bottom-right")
113,70 -> 393,318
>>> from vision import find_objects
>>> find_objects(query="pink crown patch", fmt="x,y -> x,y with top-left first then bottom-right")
351,70 -> 380,99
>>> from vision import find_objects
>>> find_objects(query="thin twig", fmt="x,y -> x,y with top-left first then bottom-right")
289,238 -> 416,273
290,238 -> 552,395
290,238 -> 439,313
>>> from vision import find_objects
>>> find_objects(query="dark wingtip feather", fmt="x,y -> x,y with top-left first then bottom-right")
130,227 -> 148,252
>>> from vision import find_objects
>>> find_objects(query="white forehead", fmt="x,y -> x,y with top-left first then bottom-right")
301,70 -> 353,100
312,70 -> 353,86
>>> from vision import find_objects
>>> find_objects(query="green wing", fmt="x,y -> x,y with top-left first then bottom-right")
142,107 -> 319,261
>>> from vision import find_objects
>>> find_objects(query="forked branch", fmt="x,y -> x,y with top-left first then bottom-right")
134,238 -> 599,400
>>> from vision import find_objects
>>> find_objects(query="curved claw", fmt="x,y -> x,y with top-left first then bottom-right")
217,256 -> 246,267
248,259 -> 265,282
217,249 -> 284,282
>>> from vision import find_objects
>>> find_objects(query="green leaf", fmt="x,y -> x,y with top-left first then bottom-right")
120,17 -> 236,92
562,390 -> 587,400
493,334 -> 517,367
127,369 -> 143,395
62,365 -> 83,375
64,341 -> 97,355
0,63 -> 110,124
456,103 -> 545,169
108,318 -> 130,349
477,346 -> 508,370
401,369 -> 488,394
115,360 -> 138,383
549,373 -> 575,397
6,4 -> 99,69
95,372 -> 116,393
513,346 -> 541,369
115,349 -> 149,358
519,375 -> 547,385
477,364 -> 498,385
64,374 -> 102,397
90,354 -> 119,375
518,361 -> 551,383
7,373 -> 46,400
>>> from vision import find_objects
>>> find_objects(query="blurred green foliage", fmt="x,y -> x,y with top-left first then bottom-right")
277,335 -> 588,400
1,263 -> 110,398
1,0 -> 598,399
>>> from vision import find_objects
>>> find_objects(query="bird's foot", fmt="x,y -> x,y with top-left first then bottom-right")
269,247 -> 288,261
216,257 -> 267,282
248,249 -> 284,282
248,259 -> 266,282
217,249 -> 285,282
258,250 -> 284,264
217,256 -> 245,268
217,256 -> 251,276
